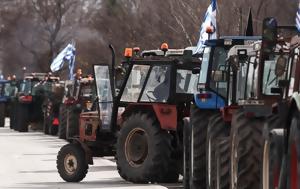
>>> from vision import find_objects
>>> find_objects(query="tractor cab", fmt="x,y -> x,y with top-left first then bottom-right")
18,73 -> 48,103
194,36 -> 261,110
93,45 -> 200,132
225,18 -> 300,117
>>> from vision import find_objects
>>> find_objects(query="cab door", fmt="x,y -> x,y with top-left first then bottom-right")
94,65 -> 114,131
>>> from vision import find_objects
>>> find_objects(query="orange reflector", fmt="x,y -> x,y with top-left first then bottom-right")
206,26 -> 214,34
124,48 -> 133,58
161,43 -> 169,51
52,118 -> 59,126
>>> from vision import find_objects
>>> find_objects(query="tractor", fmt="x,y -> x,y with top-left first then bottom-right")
42,75 -> 64,135
11,73 -> 54,132
183,36 -> 261,189
257,20 -> 300,189
56,44 -> 200,183
188,17 -> 299,189
58,76 -> 96,139
0,79 -> 18,127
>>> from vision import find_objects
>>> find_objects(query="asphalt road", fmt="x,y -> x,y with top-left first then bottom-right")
0,119 -> 182,189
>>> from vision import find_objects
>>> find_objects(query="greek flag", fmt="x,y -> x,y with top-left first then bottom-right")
296,1 -> 300,32
194,0 -> 217,54
50,43 -> 76,80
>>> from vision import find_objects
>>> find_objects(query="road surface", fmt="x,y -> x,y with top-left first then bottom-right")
0,120 -> 182,189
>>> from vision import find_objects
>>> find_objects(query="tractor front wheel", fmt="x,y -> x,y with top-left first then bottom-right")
230,110 -> 264,189
57,143 -> 88,182
116,113 -> 178,183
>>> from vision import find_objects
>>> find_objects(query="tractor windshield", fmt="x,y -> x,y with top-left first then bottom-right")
3,82 -> 16,97
20,81 -> 32,95
262,54 -> 291,95
208,47 -> 228,98
121,65 -> 150,102
140,65 -> 170,102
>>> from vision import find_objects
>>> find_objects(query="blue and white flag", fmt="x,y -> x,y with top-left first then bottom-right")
194,0 -> 217,54
50,43 -> 76,80
296,1 -> 300,32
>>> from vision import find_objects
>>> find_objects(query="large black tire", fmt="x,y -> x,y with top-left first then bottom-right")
17,104 -> 29,132
190,105 -> 217,189
66,105 -> 80,138
0,103 -> 5,127
230,110 -> 265,189
58,104 -> 67,139
206,114 -> 229,189
10,100 -> 18,130
116,113 -> 178,183
215,138 -> 230,189
57,143 -> 88,182
287,112 -> 300,188
183,119 -> 191,189
262,115 -> 282,189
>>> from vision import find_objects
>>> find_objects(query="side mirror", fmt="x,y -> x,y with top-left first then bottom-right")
275,56 -> 287,77
212,70 -> 227,82
192,67 -> 201,74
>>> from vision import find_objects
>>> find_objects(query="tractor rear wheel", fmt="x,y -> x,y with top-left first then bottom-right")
189,105 -> 216,188
262,115 -> 282,189
215,138 -> 230,189
116,113 -> 178,183
58,104 -> 67,139
0,103 -> 5,127
17,104 -> 29,132
230,110 -> 265,189
57,143 -> 88,182
206,114 -> 229,189
287,112 -> 300,189
183,119 -> 191,189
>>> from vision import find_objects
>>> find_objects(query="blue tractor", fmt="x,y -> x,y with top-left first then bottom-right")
0,79 -> 18,128
184,36 -> 261,189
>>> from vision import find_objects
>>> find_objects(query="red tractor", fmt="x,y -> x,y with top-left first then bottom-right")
58,77 -> 96,139
56,44 -> 200,183
258,21 -> 300,189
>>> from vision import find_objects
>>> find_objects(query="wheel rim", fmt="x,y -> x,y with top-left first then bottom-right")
231,132 -> 237,189
290,142 -> 298,189
125,128 -> 148,167
64,153 -> 78,175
